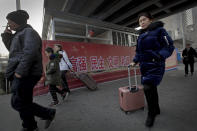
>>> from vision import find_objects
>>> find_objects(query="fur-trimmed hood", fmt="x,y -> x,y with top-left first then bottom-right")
139,21 -> 164,34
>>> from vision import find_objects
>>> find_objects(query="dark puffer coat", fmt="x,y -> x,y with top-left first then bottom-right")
45,54 -> 61,86
1,24 -> 43,79
182,47 -> 197,64
133,21 -> 174,86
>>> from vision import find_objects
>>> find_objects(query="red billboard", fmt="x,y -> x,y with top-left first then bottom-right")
34,40 -> 177,95
42,40 -> 136,73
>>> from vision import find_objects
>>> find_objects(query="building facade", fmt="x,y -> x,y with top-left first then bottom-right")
161,6 -> 197,50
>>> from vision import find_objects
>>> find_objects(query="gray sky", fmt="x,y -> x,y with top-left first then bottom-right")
0,0 -> 44,56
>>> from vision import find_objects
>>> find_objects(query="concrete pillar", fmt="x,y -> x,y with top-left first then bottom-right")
180,13 -> 186,49
16,0 -> 21,10
51,18 -> 55,40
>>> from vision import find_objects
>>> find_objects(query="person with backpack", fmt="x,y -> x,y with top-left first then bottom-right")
182,43 -> 197,76
1,10 -> 56,131
45,47 -> 67,106
53,44 -> 73,100
130,12 -> 174,127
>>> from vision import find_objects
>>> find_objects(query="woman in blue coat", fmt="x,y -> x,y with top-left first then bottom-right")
130,12 -> 174,127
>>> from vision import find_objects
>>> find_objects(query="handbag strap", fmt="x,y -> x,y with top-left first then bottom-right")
61,51 -> 72,70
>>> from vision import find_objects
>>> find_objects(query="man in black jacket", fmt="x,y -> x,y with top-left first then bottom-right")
182,43 -> 197,76
1,10 -> 56,131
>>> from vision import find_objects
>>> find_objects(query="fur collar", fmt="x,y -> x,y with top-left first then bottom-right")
139,21 -> 164,34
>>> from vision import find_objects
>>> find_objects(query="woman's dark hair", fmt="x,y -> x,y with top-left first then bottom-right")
138,12 -> 153,20
45,47 -> 54,54
55,44 -> 62,51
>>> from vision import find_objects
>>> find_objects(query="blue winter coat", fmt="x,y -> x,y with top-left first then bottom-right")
133,21 -> 174,86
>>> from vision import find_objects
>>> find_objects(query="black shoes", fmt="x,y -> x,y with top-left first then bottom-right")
185,73 -> 194,77
20,128 -> 39,131
21,109 -> 56,130
62,92 -> 70,101
145,109 -> 160,127
44,109 -> 56,129
145,115 -> 155,127
49,101 -> 59,107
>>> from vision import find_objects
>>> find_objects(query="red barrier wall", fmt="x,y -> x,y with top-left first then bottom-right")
42,40 -> 136,72
34,41 -> 177,95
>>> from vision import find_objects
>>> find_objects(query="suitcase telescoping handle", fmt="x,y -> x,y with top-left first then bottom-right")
128,65 -> 139,93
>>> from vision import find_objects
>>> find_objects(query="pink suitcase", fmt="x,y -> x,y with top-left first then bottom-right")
119,66 -> 145,114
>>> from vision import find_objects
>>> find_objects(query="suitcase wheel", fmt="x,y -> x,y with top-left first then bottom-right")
87,86 -> 98,91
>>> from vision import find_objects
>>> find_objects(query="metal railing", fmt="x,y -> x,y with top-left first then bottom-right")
47,17 -> 138,46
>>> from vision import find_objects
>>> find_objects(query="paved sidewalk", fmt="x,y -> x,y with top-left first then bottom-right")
0,63 -> 197,131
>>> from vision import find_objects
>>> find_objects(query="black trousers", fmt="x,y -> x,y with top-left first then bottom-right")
184,62 -> 194,74
60,70 -> 70,92
49,84 -> 64,102
143,84 -> 160,117
11,76 -> 54,130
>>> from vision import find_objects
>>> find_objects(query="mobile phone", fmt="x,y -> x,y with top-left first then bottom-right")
3,24 -> 11,30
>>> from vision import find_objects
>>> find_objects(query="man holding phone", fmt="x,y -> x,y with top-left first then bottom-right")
1,10 -> 56,131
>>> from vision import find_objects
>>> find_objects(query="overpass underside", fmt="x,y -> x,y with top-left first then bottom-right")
42,0 -> 197,45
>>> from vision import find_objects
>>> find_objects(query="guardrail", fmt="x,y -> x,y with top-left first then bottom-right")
47,17 -> 139,47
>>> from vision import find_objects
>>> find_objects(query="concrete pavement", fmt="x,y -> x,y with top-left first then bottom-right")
0,63 -> 197,131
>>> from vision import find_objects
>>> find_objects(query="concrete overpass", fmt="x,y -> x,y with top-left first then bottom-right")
42,0 -> 197,43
